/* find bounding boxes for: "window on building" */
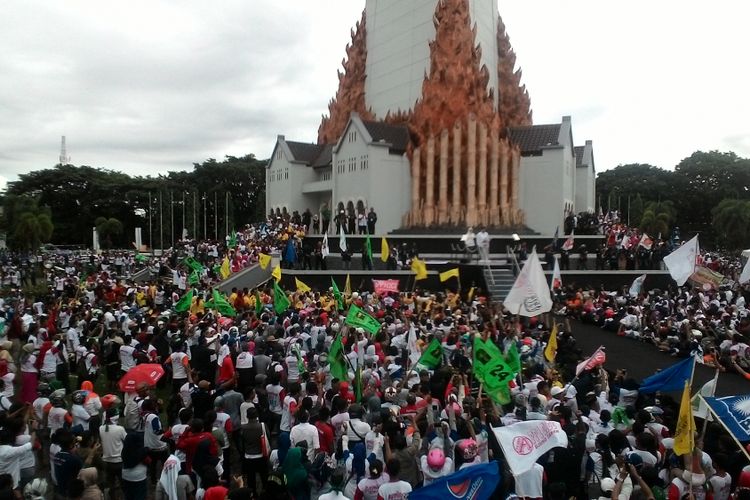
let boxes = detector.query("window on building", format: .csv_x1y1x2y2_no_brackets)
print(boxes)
285,168,289,180
360,155,368,170
337,160,345,174
348,130,357,143
349,157,356,172
276,149,282,160
322,170,331,181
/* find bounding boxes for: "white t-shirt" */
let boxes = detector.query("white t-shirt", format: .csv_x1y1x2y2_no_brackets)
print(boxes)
515,462,544,498
280,395,297,432
100,423,127,463
285,355,300,382
709,473,732,500
171,352,190,380
266,385,284,415
119,345,136,371
377,480,412,500
290,422,320,462
71,404,91,430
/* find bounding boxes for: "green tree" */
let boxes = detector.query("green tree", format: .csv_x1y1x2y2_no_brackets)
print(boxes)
1,195,53,251
95,217,124,249
640,200,675,238
629,193,644,227
711,198,750,250
596,164,674,211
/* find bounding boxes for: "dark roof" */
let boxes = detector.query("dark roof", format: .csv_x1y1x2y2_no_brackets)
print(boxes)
285,141,327,164
507,124,561,155
574,146,585,167
362,120,410,153
312,144,333,167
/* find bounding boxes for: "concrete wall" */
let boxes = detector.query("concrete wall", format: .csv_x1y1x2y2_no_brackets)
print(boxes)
365,0,499,117
575,165,594,213
266,140,318,216
519,148,566,235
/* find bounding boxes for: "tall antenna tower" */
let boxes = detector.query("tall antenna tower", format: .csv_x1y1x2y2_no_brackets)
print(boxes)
59,136,70,165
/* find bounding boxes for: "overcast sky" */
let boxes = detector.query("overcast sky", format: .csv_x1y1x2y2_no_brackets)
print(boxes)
1,1,749,191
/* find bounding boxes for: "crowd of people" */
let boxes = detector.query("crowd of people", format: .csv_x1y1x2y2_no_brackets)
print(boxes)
1,216,750,500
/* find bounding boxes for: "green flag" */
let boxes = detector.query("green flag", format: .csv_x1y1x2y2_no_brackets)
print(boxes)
183,257,205,273
345,304,381,335
212,290,237,317
505,342,521,375
331,278,343,310
328,334,349,381
294,346,307,375
365,234,372,262
273,280,290,314
473,336,515,404
228,231,237,249
174,289,194,313
417,338,443,369
135,253,148,263
188,270,200,286
255,289,263,315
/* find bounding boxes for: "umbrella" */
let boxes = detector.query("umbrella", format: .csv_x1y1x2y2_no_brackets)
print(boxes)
118,364,165,393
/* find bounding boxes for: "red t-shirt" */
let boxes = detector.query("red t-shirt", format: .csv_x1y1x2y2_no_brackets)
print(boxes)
217,355,235,382
204,485,228,500
315,421,335,454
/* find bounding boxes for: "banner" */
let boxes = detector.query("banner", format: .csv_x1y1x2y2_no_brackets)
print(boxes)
503,249,553,317
372,279,399,295
174,289,194,313
417,338,443,369
328,334,349,381
492,420,569,475
703,395,750,442
473,336,515,403
212,290,237,317
689,266,724,291
629,274,647,298
273,280,290,314
409,461,500,500
345,304,381,334
575,346,606,376
664,235,699,286
639,356,694,393
439,268,460,282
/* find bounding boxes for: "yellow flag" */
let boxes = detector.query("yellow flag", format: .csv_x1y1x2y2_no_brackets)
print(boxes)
271,264,282,282
381,237,390,263
295,277,311,293
439,268,460,282
411,258,428,280
674,380,695,456
220,256,231,279
344,274,352,297
467,287,476,302
259,253,271,270
544,323,558,363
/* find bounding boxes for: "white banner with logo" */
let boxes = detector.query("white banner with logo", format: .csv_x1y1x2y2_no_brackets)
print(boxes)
491,420,569,475
503,249,553,317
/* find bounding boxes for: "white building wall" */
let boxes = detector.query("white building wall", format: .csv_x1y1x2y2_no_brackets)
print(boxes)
365,0,499,117
266,144,317,216
575,166,593,213
519,149,566,235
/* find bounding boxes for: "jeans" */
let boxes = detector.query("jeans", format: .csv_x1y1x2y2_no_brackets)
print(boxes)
122,479,147,500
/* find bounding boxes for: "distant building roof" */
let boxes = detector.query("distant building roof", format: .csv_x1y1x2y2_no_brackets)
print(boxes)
574,146,585,167
507,124,561,155
285,141,327,164
312,144,333,167
362,120,410,153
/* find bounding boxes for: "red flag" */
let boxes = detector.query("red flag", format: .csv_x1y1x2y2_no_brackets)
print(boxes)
562,231,574,251
576,346,606,376
638,234,653,250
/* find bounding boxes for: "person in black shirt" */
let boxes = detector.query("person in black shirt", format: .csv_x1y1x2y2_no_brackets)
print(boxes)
190,335,215,385
52,430,83,498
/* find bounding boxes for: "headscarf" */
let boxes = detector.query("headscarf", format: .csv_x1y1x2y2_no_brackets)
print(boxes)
159,455,181,500
282,447,306,489
277,431,291,465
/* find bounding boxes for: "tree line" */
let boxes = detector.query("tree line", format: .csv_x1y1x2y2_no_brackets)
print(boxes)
595,150,750,250
1,155,267,251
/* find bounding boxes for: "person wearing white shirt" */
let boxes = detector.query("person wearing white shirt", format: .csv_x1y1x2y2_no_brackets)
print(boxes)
289,410,320,462
0,430,34,489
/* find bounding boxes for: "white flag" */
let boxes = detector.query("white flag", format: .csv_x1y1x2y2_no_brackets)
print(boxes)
339,227,347,253
663,235,699,286
629,274,647,298
561,230,574,251
322,233,330,258
492,420,569,475
740,257,750,284
504,249,553,317
407,325,421,364
691,371,719,420
550,256,562,291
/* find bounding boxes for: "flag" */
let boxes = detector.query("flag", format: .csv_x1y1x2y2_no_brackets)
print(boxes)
575,346,606,376
703,395,750,442
411,258,428,280
674,381,695,456
228,231,237,249
328,334,349,381
220,256,231,279
293,345,307,375
407,325,421,364
621,235,633,250
473,336,515,404
417,338,443,369
552,226,559,249
550,256,562,291
344,274,352,297
258,253,271,270
295,277,311,293
372,279,399,295
505,343,521,375
740,257,750,284
322,233,330,258
364,234,372,262
664,235,700,286
691,372,719,420
273,280,290,314
639,233,653,250
503,249,553,317
467,286,476,302
188,270,200,286
183,257,205,273
211,290,237,317
339,228,347,252
629,274,647,298
544,323,558,363
381,237,389,263
639,356,694,393
254,289,263,315
439,268,460,283
174,289,194,313
345,304,381,335
409,462,500,500
562,231,574,251
271,264,282,282
331,278,343,310
135,252,148,263
492,421,569,475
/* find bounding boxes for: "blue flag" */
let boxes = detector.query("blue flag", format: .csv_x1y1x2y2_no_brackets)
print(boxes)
409,461,500,500
639,357,694,394
704,395,750,442
284,240,297,264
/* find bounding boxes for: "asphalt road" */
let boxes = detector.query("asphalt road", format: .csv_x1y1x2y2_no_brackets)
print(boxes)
569,319,749,397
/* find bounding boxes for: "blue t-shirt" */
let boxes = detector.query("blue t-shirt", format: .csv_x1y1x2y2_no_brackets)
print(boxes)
53,450,83,494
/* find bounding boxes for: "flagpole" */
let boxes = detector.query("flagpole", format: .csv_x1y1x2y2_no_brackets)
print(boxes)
698,368,720,443
701,395,750,463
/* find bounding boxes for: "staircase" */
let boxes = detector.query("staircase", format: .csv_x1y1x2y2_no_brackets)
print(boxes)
483,266,516,302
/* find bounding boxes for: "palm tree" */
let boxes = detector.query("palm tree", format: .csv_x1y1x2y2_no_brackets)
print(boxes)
95,217,123,249
640,201,675,238
712,199,750,250
13,211,53,251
